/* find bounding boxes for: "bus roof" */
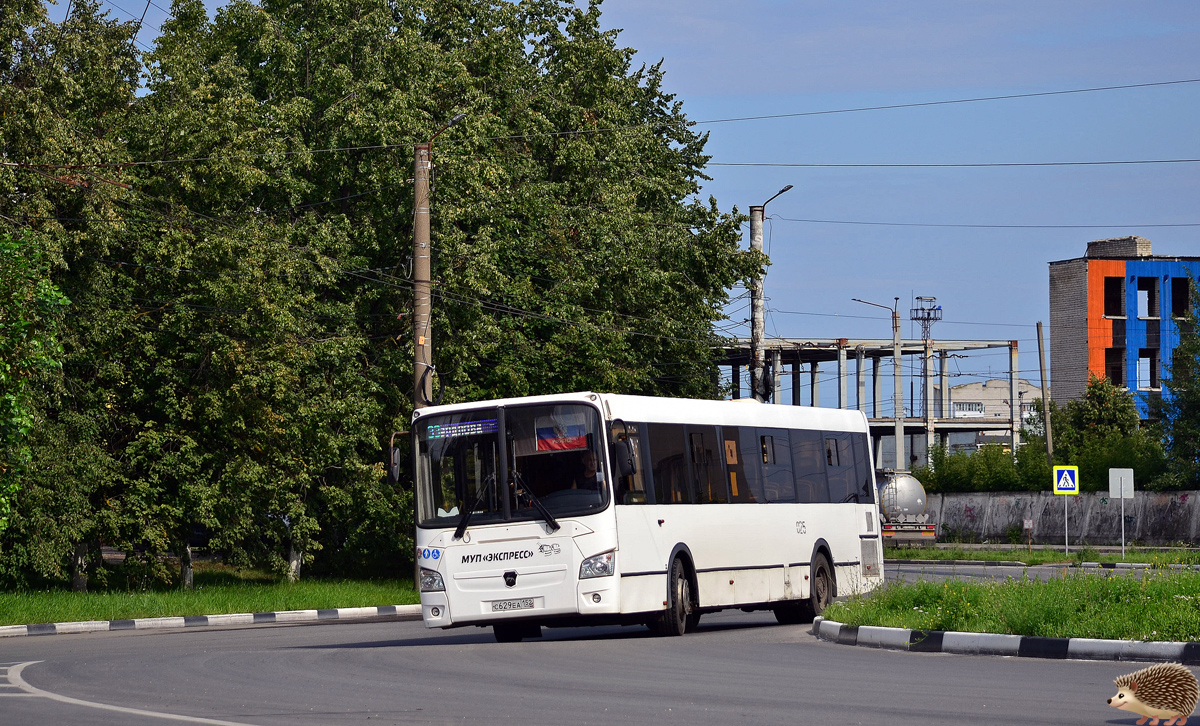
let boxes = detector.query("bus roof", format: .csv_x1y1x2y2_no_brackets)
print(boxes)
412,391,868,434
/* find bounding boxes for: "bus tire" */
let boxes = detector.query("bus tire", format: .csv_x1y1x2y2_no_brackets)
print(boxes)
654,557,694,636
807,552,834,619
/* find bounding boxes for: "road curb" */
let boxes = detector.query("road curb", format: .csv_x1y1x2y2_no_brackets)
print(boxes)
1076,562,1194,570
811,616,1200,664
891,559,1030,566
891,559,1194,570
0,604,423,638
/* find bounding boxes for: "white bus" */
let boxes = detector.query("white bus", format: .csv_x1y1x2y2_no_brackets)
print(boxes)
411,391,884,642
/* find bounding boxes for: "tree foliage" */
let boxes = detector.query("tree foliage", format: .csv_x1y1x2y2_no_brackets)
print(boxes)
921,377,1168,494
0,0,759,588
0,232,69,531
1157,276,1200,488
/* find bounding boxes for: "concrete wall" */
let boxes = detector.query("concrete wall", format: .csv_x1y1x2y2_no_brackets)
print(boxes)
927,491,1200,546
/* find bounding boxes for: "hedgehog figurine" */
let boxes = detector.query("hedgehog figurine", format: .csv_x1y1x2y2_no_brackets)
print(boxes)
1108,663,1199,726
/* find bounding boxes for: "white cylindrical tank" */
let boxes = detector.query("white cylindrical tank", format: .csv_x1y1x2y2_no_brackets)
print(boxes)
879,472,927,521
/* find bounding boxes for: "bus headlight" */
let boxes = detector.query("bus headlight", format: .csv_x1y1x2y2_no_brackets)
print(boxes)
579,551,615,579
419,567,445,592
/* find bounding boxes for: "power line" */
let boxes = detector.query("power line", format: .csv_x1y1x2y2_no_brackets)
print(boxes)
8,73,1200,170
95,0,156,51
712,158,1200,169
692,78,1200,125
773,216,1200,230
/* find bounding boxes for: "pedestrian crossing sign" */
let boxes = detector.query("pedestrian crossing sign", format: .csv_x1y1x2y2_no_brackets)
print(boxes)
1053,465,1079,495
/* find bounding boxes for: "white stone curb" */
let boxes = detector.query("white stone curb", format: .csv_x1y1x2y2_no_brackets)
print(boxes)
0,604,423,638
811,616,1200,664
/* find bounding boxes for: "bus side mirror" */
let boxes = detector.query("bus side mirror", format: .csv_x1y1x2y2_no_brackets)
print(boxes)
613,439,636,478
386,446,402,485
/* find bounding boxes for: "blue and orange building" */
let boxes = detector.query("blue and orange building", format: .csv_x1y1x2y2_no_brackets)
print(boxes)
1049,236,1198,418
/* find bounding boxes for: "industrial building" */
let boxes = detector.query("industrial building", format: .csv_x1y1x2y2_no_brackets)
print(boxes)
718,337,1022,469
1049,236,1199,418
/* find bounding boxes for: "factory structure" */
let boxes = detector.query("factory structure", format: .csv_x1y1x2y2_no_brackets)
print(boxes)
718,337,1026,469
720,235,1197,467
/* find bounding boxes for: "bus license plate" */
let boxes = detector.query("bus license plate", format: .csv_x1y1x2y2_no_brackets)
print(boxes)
492,598,534,612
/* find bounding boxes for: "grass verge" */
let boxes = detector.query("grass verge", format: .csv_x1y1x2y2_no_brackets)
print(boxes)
885,546,1200,567
824,570,1200,641
0,567,418,627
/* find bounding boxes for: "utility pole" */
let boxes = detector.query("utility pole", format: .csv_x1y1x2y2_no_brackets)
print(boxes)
748,185,792,402
892,298,904,471
412,113,466,411
910,296,942,466
853,297,905,470
1037,321,1054,466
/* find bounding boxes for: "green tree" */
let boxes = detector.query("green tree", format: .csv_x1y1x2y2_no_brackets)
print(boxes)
1158,276,1200,487
0,0,143,589
0,0,760,588
0,233,69,531
916,444,1019,494
1024,377,1165,491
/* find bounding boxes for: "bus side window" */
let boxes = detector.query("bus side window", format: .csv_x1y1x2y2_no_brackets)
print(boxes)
758,428,795,502
612,423,650,505
790,429,829,503
721,426,758,503
647,423,692,504
851,433,875,504
721,426,746,503
824,432,858,503
688,426,727,503
725,426,763,503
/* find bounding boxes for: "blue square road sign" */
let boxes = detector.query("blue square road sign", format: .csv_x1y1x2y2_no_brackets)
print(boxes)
1053,465,1079,495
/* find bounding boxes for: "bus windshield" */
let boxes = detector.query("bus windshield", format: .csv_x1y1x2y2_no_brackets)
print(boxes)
415,403,608,528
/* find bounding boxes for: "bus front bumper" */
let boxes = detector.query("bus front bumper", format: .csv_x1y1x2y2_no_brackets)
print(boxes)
420,576,620,629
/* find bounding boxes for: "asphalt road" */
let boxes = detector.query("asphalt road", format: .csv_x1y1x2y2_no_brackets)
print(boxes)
0,603,1152,726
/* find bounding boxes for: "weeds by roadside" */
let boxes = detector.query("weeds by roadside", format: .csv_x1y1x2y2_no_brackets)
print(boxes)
825,569,1200,641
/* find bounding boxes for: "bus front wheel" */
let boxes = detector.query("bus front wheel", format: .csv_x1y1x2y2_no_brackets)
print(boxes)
654,557,695,636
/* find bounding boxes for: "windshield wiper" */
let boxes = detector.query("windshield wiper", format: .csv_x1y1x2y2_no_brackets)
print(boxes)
453,473,494,540
513,472,560,532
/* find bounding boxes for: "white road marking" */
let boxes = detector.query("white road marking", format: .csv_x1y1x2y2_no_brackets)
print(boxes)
4,662,262,725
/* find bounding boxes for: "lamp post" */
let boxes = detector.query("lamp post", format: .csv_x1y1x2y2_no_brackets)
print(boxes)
748,184,792,402
413,113,466,410
853,297,905,471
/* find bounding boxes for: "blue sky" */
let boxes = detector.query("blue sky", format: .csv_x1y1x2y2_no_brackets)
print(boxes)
46,0,1200,402
593,1,1200,400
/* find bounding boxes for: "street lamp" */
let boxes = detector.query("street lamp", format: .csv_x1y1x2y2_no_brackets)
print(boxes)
413,112,467,410
748,184,793,402
852,297,905,471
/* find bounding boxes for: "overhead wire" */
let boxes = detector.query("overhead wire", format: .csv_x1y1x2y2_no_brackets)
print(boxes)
690,79,1200,125
773,216,1200,229
13,21,1199,389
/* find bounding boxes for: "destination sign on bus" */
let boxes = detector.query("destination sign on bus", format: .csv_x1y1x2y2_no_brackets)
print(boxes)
425,418,498,440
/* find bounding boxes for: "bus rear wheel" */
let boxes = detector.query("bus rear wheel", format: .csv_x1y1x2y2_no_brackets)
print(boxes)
808,552,834,618
776,552,834,624
653,557,694,636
